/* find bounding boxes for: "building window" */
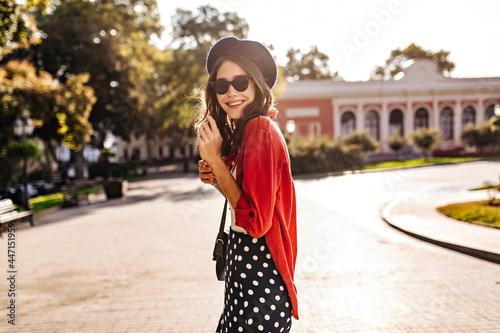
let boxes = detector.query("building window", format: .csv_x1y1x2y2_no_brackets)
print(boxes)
285,107,320,118
365,110,380,140
389,109,404,136
341,111,356,136
132,148,141,161
440,107,454,140
462,106,476,128
415,108,429,129
310,122,321,137
486,104,495,120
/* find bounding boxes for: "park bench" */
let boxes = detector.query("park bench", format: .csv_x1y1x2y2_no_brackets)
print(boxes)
0,198,34,235
61,179,101,207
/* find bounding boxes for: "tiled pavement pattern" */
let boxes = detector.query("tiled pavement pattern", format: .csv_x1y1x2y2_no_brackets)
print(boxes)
1,161,500,332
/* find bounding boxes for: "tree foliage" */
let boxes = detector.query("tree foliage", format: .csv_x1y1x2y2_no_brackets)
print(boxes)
165,5,249,145
56,73,96,151
341,130,379,152
410,128,441,157
462,122,497,154
34,0,163,145
287,136,364,174
371,43,455,80
284,46,342,82
6,139,42,160
388,129,406,155
172,5,248,50
0,0,53,57
0,59,95,151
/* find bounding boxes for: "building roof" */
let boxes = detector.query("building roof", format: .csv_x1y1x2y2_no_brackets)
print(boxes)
281,59,500,100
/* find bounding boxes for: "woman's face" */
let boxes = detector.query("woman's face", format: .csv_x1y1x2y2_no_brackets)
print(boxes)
215,60,256,120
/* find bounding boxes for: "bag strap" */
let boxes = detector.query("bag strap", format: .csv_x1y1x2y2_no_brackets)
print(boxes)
218,199,228,236
217,156,238,236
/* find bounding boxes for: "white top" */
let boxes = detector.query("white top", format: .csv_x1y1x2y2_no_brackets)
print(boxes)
229,162,247,234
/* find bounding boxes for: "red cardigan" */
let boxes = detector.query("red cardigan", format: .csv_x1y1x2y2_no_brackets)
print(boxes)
225,115,299,320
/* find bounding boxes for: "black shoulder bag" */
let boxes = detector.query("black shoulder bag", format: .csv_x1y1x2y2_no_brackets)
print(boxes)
212,156,238,281
213,199,228,281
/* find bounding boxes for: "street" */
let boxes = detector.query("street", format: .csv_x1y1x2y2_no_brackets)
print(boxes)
1,161,499,332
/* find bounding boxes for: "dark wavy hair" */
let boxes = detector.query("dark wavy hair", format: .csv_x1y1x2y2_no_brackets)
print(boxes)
196,54,274,157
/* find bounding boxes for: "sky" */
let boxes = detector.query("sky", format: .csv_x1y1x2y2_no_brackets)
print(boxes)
154,0,500,82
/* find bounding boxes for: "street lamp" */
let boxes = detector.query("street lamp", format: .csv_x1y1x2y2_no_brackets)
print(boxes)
103,134,114,151
495,105,500,117
14,117,33,138
102,132,114,179
286,120,296,137
13,115,34,210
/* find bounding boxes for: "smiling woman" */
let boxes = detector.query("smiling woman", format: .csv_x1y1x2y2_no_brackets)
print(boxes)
213,62,255,120
194,37,298,332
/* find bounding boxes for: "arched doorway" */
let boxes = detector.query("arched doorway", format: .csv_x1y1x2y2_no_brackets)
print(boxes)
415,108,429,129
341,111,356,136
365,110,380,140
462,105,476,128
389,109,404,136
440,107,454,140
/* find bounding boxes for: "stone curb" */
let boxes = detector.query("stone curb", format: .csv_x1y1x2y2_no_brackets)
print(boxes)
381,200,500,265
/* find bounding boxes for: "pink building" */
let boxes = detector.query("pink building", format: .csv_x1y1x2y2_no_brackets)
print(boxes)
276,59,500,153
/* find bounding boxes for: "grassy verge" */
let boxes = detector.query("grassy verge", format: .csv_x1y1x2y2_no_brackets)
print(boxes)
437,200,500,229
29,193,64,213
28,186,103,213
365,157,481,170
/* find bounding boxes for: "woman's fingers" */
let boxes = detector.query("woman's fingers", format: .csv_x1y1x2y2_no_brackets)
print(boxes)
197,159,217,185
207,116,219,134
198,161,211,173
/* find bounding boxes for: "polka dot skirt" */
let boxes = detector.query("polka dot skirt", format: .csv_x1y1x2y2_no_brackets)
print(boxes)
216,230,292,333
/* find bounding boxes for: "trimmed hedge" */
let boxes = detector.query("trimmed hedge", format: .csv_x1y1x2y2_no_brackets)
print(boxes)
287,137,365,175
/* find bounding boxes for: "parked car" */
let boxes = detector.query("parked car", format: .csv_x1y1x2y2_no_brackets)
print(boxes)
31,180,55,195
12,184,39,198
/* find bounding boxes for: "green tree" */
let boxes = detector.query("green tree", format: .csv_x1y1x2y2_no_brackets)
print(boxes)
56,73,96,151
0,59,95,181
35,0,163,144
284,46,342,81
0,59,58,148
172,5,248,50
461,122,496,154
341,130,379,153
409,128,441,158
166,5,249,154
0,0,52,57
388,129,406,158
0,59,94,149
371,43,455,80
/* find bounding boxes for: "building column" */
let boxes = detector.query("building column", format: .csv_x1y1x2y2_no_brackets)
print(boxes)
357,103,364,132
454,99,462,145
433,98,439,130
477,98,485,124
380,102,389,152
406,99,413,133
332,100,341,139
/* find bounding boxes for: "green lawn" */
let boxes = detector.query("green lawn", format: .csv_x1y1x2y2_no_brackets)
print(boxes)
28,187,103,213
364,157,480,170
437,200,500,229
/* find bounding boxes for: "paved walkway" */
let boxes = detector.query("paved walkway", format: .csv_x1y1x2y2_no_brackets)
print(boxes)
1,164,499,332
381,186,500,264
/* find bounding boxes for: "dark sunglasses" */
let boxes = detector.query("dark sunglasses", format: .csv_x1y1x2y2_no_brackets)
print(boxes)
210,75,252,95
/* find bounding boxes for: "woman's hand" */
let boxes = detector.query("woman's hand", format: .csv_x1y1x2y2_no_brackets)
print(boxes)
197,115,222,165
198,160,218,186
